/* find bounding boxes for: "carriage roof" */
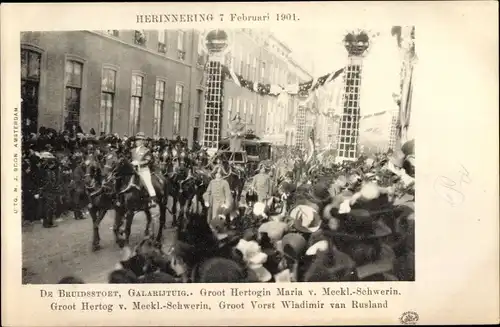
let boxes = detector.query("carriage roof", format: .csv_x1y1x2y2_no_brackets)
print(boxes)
218,137,271,146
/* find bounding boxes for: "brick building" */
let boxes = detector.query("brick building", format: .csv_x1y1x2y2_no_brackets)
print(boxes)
216,29,312,144
21,30,205,145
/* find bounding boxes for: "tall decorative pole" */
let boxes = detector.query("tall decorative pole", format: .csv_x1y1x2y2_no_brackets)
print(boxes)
398,26,416,147
295,104,307,150
335,30,371,163
200,29,231,151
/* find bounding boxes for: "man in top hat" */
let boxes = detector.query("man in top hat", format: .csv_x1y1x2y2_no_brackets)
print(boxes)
37,152,60,228
102,136,120,176
123,132,157,207
71,150,87,220
251,166,272,202
203,169,232,223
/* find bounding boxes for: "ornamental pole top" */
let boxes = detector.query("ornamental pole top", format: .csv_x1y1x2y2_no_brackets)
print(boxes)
343,30,374,57
200,29,232,56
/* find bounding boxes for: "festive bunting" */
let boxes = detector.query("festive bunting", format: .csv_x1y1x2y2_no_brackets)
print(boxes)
220,64,344,98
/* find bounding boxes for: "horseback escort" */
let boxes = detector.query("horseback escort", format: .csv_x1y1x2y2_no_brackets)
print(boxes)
122,132,158,208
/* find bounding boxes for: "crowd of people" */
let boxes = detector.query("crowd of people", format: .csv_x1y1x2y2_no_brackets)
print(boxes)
21,126,202,228
29,124,415,284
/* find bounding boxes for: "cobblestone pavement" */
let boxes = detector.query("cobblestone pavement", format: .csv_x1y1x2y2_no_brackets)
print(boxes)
22,205,176,284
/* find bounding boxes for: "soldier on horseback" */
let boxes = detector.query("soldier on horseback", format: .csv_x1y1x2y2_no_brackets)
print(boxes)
122,132,158,207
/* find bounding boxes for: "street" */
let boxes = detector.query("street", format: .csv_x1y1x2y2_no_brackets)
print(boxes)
22,206,176,284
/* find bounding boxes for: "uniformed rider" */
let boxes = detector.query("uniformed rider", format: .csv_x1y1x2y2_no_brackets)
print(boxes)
123,132,157,207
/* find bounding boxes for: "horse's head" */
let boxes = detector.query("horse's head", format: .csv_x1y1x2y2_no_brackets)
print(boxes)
102,153,116,175
84,157,101,188
113,157,135,177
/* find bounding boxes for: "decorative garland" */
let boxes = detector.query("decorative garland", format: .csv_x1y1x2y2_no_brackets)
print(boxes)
220,65,344,99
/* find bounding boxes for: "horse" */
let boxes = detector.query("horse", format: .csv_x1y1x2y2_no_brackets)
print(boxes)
155,148,188,229
220,160,246,205
192,167,211,214
167,157,210,231
105,157,169,247
83,156,123,251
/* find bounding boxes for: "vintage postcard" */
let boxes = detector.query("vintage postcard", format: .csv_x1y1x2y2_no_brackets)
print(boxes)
1,1,498,326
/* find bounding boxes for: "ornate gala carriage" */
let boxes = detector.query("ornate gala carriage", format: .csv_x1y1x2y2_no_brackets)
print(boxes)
218,136,272,175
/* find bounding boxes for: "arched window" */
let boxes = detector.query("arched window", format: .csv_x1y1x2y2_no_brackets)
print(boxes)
21,47,42,134
130,73,144,135
64,58,84,128
100,66,117,134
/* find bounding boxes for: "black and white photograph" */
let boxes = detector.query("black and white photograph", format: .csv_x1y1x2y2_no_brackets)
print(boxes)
20,27,416,285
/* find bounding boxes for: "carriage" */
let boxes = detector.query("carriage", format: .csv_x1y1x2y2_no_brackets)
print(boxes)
218,136,272,175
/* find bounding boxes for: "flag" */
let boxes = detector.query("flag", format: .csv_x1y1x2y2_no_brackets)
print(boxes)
399,65,413,142
309,77,318,91
229,67,241,87
305,128,316,164
327,67,345,83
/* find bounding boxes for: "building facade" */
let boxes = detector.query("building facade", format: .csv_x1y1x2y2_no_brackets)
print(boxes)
216,29,312,146
21,29,205,145
358,110,394,154
311,77,344,150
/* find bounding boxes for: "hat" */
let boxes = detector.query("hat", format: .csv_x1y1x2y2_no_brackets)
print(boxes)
195,257,247,283
289,205,321,233
279,181,295,194
305,240,329,256
140,271,178,283
38,151,55,160
281,233,307,260
303,245,356,282
209,216,227,237
401,139,415,157
235,239,272,282
355,243,396,280
252,202,267,218
215,205,231,219
135,132,146,140
328,209,392,241
258,221,288,242
245,189,258,205
310,178,333,202
72,151,83,159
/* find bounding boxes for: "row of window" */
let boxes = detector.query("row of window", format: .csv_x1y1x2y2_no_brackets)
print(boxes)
240,29,289,59
105,30,194,62
110,72,185,137
105,29,303,88
227,51,294,86
225,96,293,135
226,97,260,124
21,48,192,137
